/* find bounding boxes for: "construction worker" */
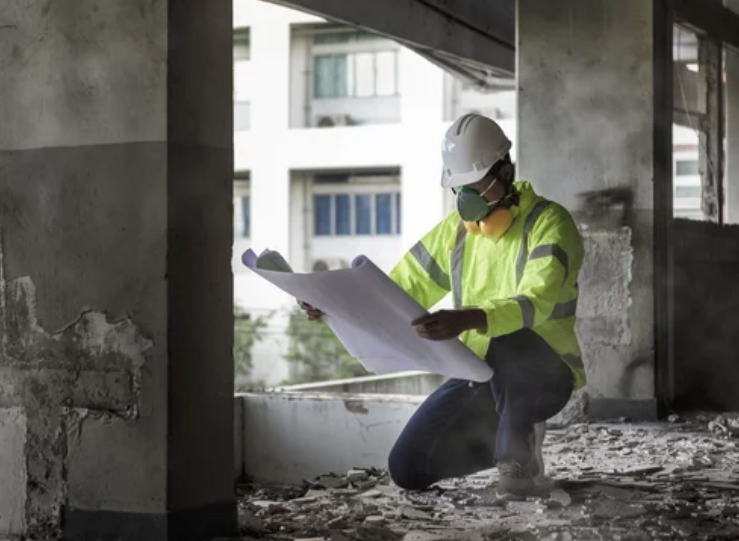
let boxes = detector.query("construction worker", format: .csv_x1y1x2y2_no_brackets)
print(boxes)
299,113,584,498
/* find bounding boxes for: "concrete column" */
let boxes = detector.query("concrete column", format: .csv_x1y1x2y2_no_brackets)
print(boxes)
399,50,446,250
250,9,292,259
0,1,235,539
726,1,739,223
518,0,658,419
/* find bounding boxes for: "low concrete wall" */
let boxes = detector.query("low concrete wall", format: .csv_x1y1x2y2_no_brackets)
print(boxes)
237,392,423,484
273,371,446,396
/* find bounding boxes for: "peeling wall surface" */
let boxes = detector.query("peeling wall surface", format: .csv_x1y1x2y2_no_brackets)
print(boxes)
239,393,424,484
673,220,739,411
0,0,235,539
518,0,657,417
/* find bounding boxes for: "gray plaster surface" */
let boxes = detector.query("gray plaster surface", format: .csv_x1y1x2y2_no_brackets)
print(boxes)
0,0,167,151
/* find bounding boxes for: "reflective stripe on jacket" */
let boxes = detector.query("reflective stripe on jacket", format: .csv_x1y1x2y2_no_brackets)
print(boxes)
389,181,586,389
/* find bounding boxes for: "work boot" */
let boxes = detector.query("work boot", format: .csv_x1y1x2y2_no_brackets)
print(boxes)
496,460,535,499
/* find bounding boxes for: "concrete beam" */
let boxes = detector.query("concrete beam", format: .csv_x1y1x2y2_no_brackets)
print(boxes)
264,0,515,75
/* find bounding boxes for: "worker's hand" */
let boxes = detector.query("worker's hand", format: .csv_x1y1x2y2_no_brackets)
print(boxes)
412,309,487,341
298,300,324,321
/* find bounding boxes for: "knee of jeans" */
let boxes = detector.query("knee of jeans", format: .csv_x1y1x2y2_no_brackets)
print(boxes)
387,443,430,491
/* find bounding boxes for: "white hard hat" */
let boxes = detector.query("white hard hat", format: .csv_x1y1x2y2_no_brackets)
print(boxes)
440,113,512,189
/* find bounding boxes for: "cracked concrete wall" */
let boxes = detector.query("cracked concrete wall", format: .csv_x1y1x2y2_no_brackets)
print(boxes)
518,0,657,415
0,0,234,538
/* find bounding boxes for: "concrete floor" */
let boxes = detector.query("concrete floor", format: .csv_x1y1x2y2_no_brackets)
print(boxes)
237,416,739,540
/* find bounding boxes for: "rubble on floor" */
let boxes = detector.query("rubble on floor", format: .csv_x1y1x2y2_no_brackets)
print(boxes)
237,414,739,540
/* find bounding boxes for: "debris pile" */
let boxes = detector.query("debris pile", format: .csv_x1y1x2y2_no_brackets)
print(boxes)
237,416,739,540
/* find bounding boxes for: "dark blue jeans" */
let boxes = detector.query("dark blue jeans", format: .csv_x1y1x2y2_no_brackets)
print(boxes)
388,329,574,490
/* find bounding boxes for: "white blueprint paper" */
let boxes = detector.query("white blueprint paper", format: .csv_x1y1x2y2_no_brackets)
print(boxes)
242,249,493,382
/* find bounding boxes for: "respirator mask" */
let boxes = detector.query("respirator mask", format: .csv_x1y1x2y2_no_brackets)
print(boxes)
455,178,518,239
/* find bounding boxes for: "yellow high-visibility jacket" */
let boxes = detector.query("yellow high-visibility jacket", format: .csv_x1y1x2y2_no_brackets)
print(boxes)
389,181,586,389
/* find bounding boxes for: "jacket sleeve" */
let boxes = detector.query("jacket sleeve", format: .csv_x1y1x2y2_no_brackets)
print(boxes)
476,206,583,338
388,219,453,310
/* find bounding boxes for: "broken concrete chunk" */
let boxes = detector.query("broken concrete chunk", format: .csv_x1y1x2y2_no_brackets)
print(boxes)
238,508,266,535
316,474,350,489
548,488,573,508
348,468,370,481
333,488,359,497
290,496,318,505
354,478,381,490
327,516,350,530
401,506,433,520
365,515,386,525
305,489,330,499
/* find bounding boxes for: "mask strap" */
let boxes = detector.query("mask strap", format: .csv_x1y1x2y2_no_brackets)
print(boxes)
479,178,498,198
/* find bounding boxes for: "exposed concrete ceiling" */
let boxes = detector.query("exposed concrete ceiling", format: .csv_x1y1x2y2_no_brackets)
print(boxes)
264,0,516,85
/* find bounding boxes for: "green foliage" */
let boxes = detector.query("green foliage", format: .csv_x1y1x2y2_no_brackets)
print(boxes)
234,305,268,386
282,307,368,384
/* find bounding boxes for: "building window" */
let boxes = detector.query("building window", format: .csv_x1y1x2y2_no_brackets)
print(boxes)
234,29,251,131
314,51,399,99
675,185,701,199
375,194,392,235
314,195,332,236
234,195,250,238
676,160,699,176
313,192,402,236
335,194,351,235
355,194,372,235
395,193,402,235
313,30,383,45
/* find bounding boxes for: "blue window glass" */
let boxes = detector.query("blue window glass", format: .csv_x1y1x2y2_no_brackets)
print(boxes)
335,194,351,235
314,195,332,236
395,192,402,234
375,194,392,235
355,194,372,235
242,196,251,238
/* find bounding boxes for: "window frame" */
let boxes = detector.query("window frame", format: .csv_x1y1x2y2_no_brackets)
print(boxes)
312,183,402,237
311,35,400,100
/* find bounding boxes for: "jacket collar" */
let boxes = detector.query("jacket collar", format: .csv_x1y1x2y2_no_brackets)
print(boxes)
509,181,538,221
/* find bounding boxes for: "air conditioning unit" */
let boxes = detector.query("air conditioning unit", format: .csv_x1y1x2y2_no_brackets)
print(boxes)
311,258,349,272
316,114,353,128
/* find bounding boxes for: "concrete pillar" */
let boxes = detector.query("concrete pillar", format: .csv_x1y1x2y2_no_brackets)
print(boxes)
399,50,446,250
251,9,292,259
726,1,739,224
518,0,658,419
0,1,235,539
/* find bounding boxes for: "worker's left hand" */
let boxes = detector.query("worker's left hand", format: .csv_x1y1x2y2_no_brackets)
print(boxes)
412,309,487,341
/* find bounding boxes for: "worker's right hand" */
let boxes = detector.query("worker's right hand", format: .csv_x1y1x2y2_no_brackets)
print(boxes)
297,300,324,321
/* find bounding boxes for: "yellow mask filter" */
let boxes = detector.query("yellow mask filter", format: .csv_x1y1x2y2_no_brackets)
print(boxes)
465,208,513,239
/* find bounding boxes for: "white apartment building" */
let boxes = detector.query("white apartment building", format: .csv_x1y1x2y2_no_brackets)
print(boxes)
233,0,701,386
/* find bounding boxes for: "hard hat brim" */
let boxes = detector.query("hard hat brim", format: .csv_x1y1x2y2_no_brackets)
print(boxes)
440,163,495,189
